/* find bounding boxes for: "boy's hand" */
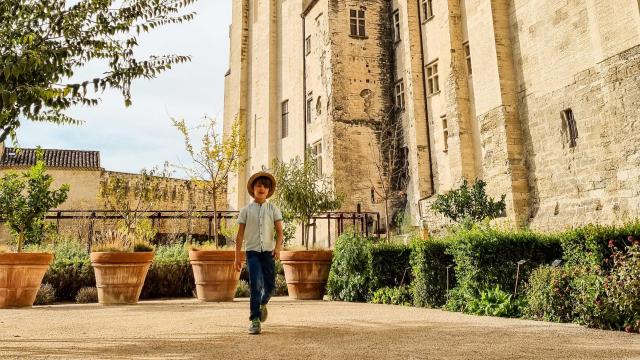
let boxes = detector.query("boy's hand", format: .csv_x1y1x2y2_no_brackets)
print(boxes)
272,247,281,260
234,257,242,272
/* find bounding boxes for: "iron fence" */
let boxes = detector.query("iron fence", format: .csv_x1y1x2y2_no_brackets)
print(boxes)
26,209,381,248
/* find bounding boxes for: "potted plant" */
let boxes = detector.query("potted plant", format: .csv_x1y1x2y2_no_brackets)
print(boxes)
172,116,247,301
90,230,154,305
0,151,69,308
95,168,168,305
272,154,343,300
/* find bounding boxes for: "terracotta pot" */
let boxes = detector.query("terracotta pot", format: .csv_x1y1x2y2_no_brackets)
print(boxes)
280,250,333,300
189,250,244,302
90,252,154,305
0,253,53,308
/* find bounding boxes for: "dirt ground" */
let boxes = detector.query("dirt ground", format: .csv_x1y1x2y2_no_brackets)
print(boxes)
0,298,638,360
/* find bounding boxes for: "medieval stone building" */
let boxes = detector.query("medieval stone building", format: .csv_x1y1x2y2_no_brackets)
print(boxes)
223,0,640,232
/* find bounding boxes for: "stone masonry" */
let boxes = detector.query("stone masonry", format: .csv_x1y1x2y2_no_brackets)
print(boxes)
224,0,640,233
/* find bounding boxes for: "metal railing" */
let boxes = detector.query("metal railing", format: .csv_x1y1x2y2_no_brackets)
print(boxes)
30,209,381,248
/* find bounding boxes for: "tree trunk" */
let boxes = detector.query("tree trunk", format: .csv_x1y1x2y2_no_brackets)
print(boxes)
305,220,311,250
212,189,219,248
384,199,391,243
17,231,25,253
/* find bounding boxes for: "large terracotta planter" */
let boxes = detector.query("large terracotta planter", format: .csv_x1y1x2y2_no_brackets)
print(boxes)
189,250,244,302
0,253,53,308
90,252,154,305
280,250,333,300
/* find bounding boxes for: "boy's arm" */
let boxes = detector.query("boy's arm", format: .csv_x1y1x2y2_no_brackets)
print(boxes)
273,220,283,260
234,224,245,271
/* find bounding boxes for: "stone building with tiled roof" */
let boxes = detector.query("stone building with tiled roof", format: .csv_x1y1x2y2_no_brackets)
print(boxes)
0,147,101,170
0,145,227,242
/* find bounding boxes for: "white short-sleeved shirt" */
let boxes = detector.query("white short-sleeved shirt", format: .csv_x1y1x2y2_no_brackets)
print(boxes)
238,201,283,252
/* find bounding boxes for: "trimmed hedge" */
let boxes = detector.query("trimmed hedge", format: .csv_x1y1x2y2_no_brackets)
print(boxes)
560,222,640,268
369,243,411,291
445,228,561,302
327,233,413,302
410,238,453,308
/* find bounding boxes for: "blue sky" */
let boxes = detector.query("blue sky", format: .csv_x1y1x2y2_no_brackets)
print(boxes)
14,1,232,178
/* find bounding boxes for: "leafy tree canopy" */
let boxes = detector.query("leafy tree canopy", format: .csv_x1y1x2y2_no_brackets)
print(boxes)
0,0,196,142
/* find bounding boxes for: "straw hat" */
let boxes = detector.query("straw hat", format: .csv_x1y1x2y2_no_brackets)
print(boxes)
247,171,277,198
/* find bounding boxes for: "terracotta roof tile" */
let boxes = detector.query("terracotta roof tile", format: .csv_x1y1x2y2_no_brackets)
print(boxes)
0,147,101,169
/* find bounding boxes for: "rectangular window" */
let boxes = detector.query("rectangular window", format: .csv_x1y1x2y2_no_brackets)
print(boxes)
281,100,289,138
394,79,405,110
393,10,401,42
423,0,434,19
562,109,578,148
306,94,313,124
311,141,323,176
441,115,448,152
463,42,472,75
426,60,440,95
305,36,311,56
350,9,366,37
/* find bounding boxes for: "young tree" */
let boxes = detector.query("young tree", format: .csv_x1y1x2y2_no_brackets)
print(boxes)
99,166,171,242
272,153,343,249
172,117,247,247
369,114,408,242
431,179,506,225
0,149,69,252
0,0,196,142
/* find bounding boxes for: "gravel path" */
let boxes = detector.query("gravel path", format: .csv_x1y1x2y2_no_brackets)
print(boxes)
0,298,638,359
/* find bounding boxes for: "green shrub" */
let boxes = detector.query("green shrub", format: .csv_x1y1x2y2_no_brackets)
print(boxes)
370,286,412,306
75,287,98,303
560,222,640,268
235,280,250,298
466,285,521,317
410,237,453,308
525,243,639,333
524,266,574,322
326,233,372,302
275,274,288,296
430,179,506,224
141,243,194,299
31,237,95,301
34,283,56,305
369,243,411,291
445,227,561,311
604,242,640,332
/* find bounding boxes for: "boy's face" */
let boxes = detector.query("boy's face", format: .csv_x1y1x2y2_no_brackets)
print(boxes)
253,182,269,201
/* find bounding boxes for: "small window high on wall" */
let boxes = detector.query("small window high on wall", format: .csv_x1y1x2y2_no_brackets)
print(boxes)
350,9,366,37
562,109,578,148
393,10,401,42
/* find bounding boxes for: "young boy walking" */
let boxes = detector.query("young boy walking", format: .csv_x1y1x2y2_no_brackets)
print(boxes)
235,171,283,335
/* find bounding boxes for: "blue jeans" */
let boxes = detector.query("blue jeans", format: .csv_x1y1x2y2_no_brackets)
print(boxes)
246,251,276,321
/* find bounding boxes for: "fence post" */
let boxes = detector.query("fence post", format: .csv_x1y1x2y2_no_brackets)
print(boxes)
88,211,96,252
327,213,331,248
55,211,61,234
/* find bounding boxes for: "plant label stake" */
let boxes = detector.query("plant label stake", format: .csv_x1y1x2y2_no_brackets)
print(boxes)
514,259,528,295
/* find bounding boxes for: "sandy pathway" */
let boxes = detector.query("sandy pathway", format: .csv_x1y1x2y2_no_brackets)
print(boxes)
0,298,638,359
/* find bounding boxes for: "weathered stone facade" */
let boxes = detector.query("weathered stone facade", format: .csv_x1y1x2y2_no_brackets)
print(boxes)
224,0,640,232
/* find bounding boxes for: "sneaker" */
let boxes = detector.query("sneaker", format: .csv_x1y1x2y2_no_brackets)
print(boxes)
248,319,261,335
260,304,268,323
